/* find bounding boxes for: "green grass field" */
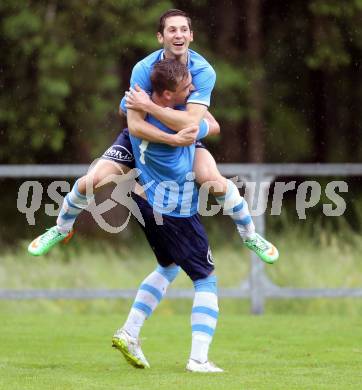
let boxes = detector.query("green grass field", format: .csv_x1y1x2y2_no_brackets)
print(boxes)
1,312,361,389
1,225,362,388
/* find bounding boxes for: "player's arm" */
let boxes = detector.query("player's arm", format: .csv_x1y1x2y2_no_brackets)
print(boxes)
126,85,207,131
126,65,216,131
203,110,220,136
121,61,197,145
149,101,208,131
127,108,198,147
196,112,219,141
126,59,217,133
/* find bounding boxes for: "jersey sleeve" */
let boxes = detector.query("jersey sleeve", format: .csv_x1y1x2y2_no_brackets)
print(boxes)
119,61,153,113
187,66,216,107
197,118,209,140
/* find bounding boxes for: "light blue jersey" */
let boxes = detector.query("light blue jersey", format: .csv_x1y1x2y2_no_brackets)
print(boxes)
130,115,209,217
120,49,216,112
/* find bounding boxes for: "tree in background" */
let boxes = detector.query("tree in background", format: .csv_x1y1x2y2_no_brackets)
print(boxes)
245,0,264,162
0,0,361,164
0,0,170,163
306,0,362,162
263,0,362,162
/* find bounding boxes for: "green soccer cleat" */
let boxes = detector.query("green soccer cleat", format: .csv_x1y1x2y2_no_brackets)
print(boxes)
28,226,74,256
244,233,279,264
112,328,150,369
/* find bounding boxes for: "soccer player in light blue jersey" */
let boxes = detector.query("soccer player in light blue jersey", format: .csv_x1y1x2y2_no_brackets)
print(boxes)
123,10,278,263
112,59,223,373
28,9,278,265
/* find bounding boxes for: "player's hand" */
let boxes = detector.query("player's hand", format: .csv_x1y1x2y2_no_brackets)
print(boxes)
125,84,151,112
171,125,198,146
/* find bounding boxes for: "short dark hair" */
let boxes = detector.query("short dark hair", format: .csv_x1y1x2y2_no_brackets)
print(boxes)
158,9,192,35
151,59,189,95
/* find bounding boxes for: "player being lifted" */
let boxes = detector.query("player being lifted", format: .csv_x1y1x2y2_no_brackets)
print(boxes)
113,58,222,372
28,9,278,264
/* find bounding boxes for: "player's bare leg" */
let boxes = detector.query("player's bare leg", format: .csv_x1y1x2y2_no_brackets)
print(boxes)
193,148,278,264
77,158,130,195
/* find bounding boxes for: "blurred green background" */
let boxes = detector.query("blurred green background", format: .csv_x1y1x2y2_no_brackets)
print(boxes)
1,1,362,314
1,0,361,164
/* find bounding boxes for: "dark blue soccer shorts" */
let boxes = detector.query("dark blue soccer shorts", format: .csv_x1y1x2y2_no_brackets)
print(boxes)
102,128,135,168
195,140,206,149
102,128,206,168
133,193,215,281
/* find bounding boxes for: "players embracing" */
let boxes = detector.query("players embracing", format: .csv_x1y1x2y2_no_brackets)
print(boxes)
28,9,279,372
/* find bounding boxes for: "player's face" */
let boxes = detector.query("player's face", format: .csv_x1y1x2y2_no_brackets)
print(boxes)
171,72,194,105
157,16,193,60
